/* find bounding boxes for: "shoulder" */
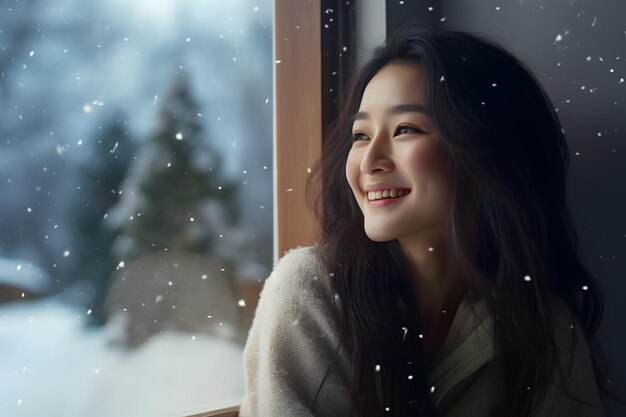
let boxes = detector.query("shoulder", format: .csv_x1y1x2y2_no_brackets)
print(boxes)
273,245,326,278
241,246,350,416
253,245,339,332
263,245,333,301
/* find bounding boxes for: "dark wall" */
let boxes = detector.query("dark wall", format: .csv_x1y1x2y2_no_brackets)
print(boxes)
386,0,626,413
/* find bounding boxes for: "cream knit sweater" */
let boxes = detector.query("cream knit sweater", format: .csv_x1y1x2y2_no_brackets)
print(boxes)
239,246,604,416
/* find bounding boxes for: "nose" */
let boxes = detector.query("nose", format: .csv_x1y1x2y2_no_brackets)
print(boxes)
360,133,394,174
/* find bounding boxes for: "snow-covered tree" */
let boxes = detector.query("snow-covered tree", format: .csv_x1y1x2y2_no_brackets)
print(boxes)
107,72,240,263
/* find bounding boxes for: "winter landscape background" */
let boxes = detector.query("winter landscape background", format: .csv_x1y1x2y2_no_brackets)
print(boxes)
0,0,273,415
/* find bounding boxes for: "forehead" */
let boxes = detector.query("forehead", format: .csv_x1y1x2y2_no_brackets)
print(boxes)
358,63,425,111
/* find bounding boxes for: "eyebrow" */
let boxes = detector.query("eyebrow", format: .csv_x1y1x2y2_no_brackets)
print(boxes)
351,104,429,122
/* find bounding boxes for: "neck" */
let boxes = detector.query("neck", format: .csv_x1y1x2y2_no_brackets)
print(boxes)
397,229,465,328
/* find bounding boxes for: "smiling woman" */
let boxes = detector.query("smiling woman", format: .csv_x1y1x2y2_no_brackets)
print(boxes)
238,24,616,417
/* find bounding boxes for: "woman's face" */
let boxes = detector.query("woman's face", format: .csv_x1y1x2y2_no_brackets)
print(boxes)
345,63,454,243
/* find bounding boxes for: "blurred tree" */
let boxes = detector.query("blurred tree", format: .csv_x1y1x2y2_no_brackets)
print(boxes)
67,113,135,324
108,72,240,264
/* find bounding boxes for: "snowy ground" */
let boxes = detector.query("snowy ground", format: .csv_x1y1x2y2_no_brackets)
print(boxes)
0,299,244,417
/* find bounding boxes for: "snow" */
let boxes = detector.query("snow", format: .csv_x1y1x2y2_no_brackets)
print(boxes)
0,259,52,295
0,299,244,417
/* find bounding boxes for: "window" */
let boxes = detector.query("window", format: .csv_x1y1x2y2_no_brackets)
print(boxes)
0,1,272,415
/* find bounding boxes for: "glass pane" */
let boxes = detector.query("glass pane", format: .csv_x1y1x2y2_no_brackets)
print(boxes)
0,0,273,415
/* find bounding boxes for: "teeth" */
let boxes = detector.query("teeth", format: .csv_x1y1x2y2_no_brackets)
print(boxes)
367,188,409,201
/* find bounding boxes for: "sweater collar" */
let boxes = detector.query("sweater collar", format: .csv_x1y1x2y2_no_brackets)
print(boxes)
427,295,495,406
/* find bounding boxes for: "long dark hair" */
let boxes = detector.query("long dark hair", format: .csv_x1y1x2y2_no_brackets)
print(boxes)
307,25,616,416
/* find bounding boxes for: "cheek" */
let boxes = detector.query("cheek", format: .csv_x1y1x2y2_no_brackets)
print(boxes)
405,142,451,182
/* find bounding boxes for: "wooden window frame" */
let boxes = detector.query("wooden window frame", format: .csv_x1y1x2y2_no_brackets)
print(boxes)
185,405,239,417
274,0,355,259
273,0,324,259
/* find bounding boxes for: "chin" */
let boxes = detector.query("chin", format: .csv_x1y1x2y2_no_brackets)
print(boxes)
364,228,396,243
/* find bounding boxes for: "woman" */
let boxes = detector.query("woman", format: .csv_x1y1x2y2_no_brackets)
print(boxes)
239,25,613,416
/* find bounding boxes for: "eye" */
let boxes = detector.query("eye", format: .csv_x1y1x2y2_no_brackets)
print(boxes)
394,125,424,136
351,132,369,142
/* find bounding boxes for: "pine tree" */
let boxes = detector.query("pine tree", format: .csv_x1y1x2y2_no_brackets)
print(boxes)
108,72,239,263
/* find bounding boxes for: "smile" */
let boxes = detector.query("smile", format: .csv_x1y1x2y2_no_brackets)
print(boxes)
367,188,411,201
